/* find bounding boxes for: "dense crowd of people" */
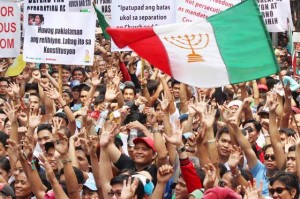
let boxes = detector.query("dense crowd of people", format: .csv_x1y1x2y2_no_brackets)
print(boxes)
1,9,300,198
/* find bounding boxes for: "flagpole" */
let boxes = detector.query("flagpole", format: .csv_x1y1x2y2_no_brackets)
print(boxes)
58,65,62,95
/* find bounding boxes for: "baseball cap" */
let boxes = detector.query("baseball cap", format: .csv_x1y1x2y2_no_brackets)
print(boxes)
133,137,156,152
257,107,269,116
227,100,242,108
0,183,15,197
83,173,97,191
70,80,81,89
258,84,268,92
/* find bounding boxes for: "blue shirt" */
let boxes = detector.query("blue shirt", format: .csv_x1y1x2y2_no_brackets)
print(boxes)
250,160,269,196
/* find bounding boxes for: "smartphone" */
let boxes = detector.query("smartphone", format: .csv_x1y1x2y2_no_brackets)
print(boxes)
119,82,125,90
241,126,253,136
24,93,30,105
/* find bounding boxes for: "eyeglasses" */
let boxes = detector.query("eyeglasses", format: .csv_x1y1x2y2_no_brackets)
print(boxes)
287,156,296,161
108,191,122,197
264,154,275,161
269,187,289,195
218,180,227,187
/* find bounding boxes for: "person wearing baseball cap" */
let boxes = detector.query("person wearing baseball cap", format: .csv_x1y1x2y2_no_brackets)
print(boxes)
0,183,15,199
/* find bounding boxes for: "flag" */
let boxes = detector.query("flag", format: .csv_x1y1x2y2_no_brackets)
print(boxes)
107,0,279,88
93,4,110,40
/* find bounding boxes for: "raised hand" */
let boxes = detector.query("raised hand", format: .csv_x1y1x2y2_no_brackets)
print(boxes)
91,71,102,87
266,91,278,112
157,164,174,184
28,108,42,129
163,120,183,148
119,177,139,199
99,121,118,148
45,87,61,100
135,96,147,106
3,101,17,123
0,60,8,72
228,145,243,170
39,154,57,184
243,179,264,199
32,70,41,81
105,83,120,102
157,93,169,112
203,105,216,128
203,163,217,190
54,131,69,156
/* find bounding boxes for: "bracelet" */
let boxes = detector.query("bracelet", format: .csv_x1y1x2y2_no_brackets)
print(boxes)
61,158,72,164
207,138,216,143
61,104,68,109
176,146,186,153
31,159,36,170
232,170,241,178
152,129,160,134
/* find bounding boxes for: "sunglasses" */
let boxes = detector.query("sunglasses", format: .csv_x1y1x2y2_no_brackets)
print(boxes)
264,154,275,161
269,187,289,195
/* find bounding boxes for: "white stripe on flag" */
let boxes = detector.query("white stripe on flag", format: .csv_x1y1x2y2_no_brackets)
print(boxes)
154,22,230,88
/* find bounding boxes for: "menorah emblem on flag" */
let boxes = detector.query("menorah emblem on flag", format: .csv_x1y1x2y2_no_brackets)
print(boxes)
164,34,209,63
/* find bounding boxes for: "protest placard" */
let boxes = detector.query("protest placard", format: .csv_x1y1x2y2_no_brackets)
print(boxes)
95,0,111,19
111,0,176,51
257,0,292,32
176,0,241,22
23,11,96,65
24,0,68,12
69,0,93,12
0,1,21,58
293,32,300,52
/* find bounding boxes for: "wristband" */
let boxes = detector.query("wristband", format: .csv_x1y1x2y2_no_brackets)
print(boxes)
61,158,72,164
207,138,216,143
176,146,186,154
61,104,68,109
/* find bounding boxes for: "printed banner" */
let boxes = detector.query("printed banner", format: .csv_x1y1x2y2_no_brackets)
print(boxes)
257,0,292,32
23,12,96,65
68,0,93,12
0,1,21,58
95,0,111,19
111,0,176,51
176,0,241,22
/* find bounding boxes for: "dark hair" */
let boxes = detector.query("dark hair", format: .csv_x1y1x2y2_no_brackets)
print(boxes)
216,126,229,140
269,171,299,199
242,119,262,132
110,175,145,199
25,82,39,93
123,85,136,95
279,128,296,137
0,78,8,84
59,167,84,185
147,79,158,95
53,112,69,125
0,132,8,149
44,142,55,153
50,70,58,76
75,146,91,166
262,144,273,154
171,80,180,88
72,67,85,77
0,156,10,173
37,123,53,135
288,145,296,153
63,89,73,99
62,65,71,72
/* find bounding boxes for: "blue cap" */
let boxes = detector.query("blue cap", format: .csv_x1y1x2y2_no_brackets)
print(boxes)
70,80,81,89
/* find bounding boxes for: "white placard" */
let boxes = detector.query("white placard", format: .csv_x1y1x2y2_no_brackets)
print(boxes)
23,12,96,65
0,1,21,58
95,0,111,19
111,0,176,51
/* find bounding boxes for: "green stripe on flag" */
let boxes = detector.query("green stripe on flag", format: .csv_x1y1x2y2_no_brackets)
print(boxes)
207,0,279,84
93,4,111,40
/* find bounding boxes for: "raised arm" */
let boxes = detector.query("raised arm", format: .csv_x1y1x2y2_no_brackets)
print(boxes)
267,92,286,170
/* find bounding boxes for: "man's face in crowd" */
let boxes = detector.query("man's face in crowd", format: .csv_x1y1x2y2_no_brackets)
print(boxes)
72,88,80,100
99,61,106,72
123,88,135,102
244,122,259,145
73,71,84,82
220,172,235,190
0,113,7,131
270,180,296,199
0,81,8,96
51,72,59,82
217,133,232,158
37,130,54,150
76,149,90,172
62,92,72,105
62,69,70,83
133,142,155,166
172,83,180,99
44,147,58,171
286,150,296,173
175,177,188,199
29,95,40,111
110,183,122,199
279,133,287,146
264,147,277,170
82,186,99,199
80,90,89,104
155,104,164,122
229,105,239,117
